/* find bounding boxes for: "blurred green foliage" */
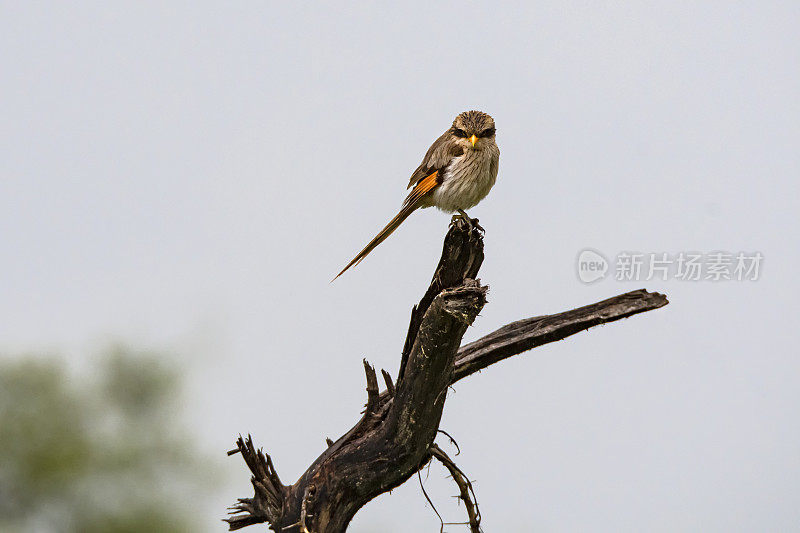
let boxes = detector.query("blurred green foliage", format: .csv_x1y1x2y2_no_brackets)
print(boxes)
0,347,214,532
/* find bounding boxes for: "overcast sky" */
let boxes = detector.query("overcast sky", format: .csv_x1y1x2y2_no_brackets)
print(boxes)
2,2,799,532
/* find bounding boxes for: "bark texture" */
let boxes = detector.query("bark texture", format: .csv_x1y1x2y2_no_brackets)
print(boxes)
226,219,668,532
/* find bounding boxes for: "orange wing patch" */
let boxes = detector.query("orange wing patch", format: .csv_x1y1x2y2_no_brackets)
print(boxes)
403,171,439,208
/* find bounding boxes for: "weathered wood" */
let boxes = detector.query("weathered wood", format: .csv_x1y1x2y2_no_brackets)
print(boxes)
453,288,668,383
226,219,669,532
430,443,481,533
294,280,487,532
226,435,286,531
398,220,484,384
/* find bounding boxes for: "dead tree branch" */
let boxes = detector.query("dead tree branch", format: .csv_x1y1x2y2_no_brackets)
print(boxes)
226,218,668,532
453,288,668,383
430,443,481,533
226,435,286,531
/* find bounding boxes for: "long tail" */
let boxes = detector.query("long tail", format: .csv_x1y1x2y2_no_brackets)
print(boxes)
333,203,419,281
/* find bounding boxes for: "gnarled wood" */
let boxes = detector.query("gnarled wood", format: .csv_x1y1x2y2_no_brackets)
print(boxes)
226,219,668,532
453,288,668,383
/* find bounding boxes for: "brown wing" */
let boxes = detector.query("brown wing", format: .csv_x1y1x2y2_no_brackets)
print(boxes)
333,171,441,281
407,131,464,189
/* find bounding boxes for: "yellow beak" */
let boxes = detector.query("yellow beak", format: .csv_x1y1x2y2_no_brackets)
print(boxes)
469,134,477,147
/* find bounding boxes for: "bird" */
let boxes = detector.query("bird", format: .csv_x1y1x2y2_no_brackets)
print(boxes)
334,110,499,280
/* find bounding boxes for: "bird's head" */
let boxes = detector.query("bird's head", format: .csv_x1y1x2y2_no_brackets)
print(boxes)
450,110,496,151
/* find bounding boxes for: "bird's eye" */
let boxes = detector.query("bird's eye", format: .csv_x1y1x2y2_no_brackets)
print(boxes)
453,128,467,138
479,127,496,138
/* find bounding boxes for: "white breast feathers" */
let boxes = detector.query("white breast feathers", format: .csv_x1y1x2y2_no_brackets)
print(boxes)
430,146,499,213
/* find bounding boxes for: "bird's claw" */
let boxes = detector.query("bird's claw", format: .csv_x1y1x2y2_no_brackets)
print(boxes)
451,210,484,234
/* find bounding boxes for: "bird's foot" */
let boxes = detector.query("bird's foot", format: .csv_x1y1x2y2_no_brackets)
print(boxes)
452,210,484,234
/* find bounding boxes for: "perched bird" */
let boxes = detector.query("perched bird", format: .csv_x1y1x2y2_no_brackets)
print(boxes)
334,110,499,280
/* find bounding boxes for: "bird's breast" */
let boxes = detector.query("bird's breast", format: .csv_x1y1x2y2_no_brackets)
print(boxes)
430,148,498,212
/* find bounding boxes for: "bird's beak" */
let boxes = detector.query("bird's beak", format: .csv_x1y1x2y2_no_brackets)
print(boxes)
469,134,477,147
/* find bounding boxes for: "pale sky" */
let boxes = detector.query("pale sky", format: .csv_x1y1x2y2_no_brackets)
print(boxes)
2,2,799,532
